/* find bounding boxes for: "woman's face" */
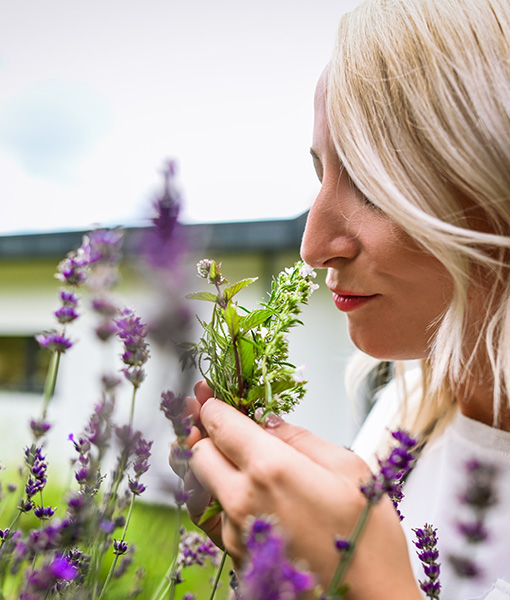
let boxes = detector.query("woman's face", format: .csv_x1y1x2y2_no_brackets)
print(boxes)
300,75,454,360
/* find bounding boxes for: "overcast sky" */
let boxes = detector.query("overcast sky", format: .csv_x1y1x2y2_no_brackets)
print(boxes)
0,0,362,234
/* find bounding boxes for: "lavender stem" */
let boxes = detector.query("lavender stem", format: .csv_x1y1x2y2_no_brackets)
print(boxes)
41,350,61,420
208,550,228,600
327,501,372,597
97,492,136,600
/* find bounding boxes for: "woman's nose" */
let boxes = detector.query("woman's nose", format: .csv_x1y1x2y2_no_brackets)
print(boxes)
300,182,360,269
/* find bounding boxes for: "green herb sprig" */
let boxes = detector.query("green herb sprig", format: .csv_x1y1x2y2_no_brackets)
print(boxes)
183,259,319,420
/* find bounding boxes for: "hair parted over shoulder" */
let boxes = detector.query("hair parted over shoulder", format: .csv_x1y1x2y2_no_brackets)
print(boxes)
328,0,510,436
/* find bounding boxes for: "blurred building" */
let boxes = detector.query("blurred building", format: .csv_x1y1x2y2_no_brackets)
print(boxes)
0,215,361,503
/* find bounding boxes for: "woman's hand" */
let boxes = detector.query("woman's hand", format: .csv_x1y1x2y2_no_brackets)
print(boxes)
189,396,420,599
171,383,421,599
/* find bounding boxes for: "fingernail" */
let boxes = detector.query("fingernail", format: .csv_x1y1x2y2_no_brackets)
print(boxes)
254,407,283,428
264,412,283,428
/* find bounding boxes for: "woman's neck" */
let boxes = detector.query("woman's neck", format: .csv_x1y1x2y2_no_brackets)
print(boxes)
455,377,510,431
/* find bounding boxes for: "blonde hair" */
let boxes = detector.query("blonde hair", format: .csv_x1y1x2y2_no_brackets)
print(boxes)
328,0,510,439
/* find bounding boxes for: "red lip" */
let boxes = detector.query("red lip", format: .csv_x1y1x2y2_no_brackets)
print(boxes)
331,291,378,312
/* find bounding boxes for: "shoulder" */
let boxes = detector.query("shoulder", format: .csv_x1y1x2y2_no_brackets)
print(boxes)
351,364,422,471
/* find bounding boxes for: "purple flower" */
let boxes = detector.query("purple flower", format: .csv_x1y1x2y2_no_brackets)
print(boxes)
100,520,115,533
174,486,190,507
35,332,73,353
56,256,88,287
30,419,51,440
413,524,441,599
460,459,498,509
122,367,146,388
60,291,78,306
24,446,48,498
334,537,351,552
133,437,152,477
128,479,146,496
240,517,314,600
88,228,123,265
34,506,55,520
176,529,220,583
139,160,186,272
456,520,488,542
92,297,118,317
22,556,78,596
160,391,193,438
54,305,79,324
115,308,150,386
449,555,481,578
360,429,416,516
448,458,498,580
50,556,79,580
113,539,128,555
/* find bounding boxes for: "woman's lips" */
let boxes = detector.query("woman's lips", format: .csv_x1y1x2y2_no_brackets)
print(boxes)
332,291,378,312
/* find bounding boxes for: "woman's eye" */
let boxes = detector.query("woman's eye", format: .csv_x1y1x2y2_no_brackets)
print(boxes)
351,182,381,211
310,149,323,183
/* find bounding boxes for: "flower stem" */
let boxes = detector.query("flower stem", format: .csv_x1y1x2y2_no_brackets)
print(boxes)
97,492,136,600
208,550,228,600
326,502,372,598
129,384,138,428
41,351,61,420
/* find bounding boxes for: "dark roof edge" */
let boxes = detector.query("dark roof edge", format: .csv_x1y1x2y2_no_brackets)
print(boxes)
0,213,308,260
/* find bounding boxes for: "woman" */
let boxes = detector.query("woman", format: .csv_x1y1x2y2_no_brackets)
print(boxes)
174,0,510,597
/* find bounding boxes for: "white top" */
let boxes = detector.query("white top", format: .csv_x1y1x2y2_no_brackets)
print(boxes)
352,373,510,600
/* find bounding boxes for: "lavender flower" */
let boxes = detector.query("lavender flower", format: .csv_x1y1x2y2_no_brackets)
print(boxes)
24,446,48,500
113,539,128,555
34,506,56,520
54,305,79,324
132,437,152,478
173,528,220,584
115,309,150,389
334,537,351,552
140,160,185,272
413,524,441,598
21,555,78,597
240,517,314,600
56,251,89,287
448,458,498,580
160,390,193,438
360,429,417,516
35,332,73,354
30,419,51,440
87,228,123,265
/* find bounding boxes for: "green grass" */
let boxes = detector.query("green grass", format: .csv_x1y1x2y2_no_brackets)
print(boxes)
108,500,233,599
0,471,232,600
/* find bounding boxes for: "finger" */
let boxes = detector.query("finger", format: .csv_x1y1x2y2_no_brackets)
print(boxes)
199,398,290,470
184,395,202,427
194,380,215,405
267,421,372,481
190,435,244,500
182,469,224,548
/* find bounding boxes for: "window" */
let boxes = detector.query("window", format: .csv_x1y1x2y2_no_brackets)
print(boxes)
0,336,51,394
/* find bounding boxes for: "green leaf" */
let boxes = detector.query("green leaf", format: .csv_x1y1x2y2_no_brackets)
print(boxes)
240,308,274,333
223,304,241,337
238,337,255,381
223,278,258,302
198,499,223,525
185,291,218,302
246,384,265,404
